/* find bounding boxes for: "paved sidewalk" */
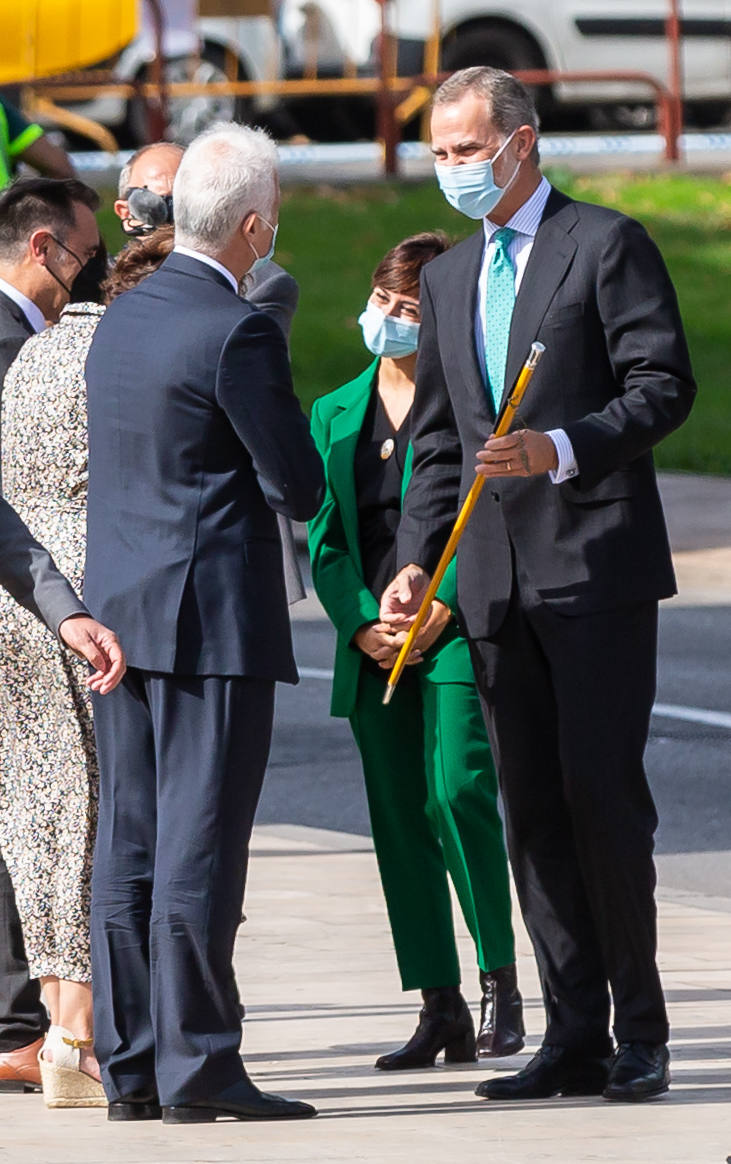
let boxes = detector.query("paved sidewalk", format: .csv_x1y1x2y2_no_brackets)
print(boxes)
4,471,727,1163
3,823,730,1164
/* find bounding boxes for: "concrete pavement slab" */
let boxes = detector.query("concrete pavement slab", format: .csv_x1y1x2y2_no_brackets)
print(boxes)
2,825,729,1164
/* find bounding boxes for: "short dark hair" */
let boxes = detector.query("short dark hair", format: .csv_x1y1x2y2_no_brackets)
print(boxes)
371,231,451,295
0,177,100,261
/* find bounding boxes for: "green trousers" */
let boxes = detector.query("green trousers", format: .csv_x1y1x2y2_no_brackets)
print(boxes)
349,664,515,991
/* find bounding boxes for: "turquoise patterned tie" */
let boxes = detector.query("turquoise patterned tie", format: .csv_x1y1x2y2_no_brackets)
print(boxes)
485,227,517,413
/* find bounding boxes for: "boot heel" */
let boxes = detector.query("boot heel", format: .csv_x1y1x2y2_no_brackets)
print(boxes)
444,1030,477,1064
162,1105,219,1124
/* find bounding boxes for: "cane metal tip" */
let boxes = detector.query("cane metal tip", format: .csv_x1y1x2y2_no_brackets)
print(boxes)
382,684,395,706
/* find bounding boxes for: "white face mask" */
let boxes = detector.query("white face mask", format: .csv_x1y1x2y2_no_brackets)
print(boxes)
248,215,278,273
358,300,420,358
434,129,520,220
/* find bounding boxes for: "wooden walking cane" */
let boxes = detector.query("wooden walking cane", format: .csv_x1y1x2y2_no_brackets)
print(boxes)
382,341,546,706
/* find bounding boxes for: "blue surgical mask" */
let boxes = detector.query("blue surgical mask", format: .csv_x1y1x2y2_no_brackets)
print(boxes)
435,129,519,220
248,215,278,273
358,300,420,358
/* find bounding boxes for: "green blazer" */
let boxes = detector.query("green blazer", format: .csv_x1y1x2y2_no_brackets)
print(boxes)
308,359,476,718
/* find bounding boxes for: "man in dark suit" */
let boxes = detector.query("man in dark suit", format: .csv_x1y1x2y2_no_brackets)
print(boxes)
85,122,324,1125
113,139,305,603
381,68,696,1104
0,177,100,405
0,177,122,1091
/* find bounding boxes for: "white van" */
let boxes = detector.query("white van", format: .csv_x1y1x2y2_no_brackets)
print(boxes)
279,0,730,128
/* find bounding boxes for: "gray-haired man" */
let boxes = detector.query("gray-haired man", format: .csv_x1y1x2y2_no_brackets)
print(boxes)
86,123,323,1125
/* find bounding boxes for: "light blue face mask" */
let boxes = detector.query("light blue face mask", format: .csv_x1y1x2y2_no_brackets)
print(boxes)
434,129,519,220
248,215,278,273
358,300,420,358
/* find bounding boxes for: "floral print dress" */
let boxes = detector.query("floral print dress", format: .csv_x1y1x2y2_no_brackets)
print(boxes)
0,302,104,981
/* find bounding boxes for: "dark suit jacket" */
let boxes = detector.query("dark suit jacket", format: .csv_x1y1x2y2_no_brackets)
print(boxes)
84,252,324,680
247,259,306,605
398,187,696,639
247,259,299,340
0,290,34,391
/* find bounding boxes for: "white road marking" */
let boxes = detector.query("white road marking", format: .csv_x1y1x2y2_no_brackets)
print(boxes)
651,703,731,730
299,666,335,681
298,669,731,730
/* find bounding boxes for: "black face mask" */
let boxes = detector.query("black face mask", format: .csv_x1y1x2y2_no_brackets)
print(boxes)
45,234,85,296
69,241,109,305
122,187,174,236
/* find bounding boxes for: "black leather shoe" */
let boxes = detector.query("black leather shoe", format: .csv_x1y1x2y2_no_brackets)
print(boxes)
603,1042,670,1102
162,1075,316,1123
476,964,525,1058
475,1044,611,1100
375,986,476,1070
108,1086,162,1121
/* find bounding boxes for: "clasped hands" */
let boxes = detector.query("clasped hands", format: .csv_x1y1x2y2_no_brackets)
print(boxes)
354,597,451,669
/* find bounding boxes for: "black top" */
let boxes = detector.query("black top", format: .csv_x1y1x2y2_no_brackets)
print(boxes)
355,386,412,601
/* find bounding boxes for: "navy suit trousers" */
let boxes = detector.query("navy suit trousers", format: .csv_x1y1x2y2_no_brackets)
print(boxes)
90,668,274,1105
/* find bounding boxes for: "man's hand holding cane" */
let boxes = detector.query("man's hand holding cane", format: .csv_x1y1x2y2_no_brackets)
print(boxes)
380,428,557,629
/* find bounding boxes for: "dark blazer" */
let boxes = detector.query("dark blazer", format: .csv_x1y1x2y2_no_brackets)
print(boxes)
247,259,306,605
84,252,324,680
308,360,472,718
0,495,86,632
247,259,299,340
398,187,696,638
0,289,34,391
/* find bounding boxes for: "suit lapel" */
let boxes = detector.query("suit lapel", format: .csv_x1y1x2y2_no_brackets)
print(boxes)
503,189,578,400
326,363,377,574
442,232,494,423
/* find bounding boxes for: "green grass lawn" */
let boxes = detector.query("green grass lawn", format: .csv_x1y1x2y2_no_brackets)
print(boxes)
98,171,730,474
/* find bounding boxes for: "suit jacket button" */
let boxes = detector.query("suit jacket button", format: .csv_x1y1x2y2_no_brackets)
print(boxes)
491,491,500,502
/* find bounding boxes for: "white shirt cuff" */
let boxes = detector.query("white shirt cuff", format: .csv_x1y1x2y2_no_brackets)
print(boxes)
546,428,579,484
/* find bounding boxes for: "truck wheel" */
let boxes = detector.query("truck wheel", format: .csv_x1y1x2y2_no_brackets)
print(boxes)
126,45,252,146
441,23,549,117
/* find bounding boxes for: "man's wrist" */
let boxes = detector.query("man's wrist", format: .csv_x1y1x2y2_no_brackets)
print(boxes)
546,428,579,484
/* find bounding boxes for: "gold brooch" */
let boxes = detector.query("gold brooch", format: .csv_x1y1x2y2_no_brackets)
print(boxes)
380,438,395,460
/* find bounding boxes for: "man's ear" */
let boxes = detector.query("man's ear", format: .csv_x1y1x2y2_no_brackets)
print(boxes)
241,210,258,239
113,199,129,222
28,228,53,264
515,125,537,160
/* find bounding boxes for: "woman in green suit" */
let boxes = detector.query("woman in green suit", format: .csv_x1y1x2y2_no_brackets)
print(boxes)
308,232,525,1069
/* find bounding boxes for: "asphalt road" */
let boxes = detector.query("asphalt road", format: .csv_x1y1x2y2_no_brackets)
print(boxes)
258,475,731,901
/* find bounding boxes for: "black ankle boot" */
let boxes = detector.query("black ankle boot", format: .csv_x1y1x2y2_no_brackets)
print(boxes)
476,964,525,1058
375,986,476,1070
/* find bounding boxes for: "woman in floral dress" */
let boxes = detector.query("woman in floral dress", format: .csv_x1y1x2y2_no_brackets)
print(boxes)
0,229,173,1106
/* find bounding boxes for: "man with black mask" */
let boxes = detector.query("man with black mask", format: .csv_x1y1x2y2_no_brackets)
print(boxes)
113,140,300,342
0,177,100,409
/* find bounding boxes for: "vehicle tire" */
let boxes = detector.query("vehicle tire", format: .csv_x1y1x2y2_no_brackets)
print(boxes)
441,23,549,117
126,44,253,146
588,103,656,131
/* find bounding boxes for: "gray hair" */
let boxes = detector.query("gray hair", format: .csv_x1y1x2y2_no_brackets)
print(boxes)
117,141,184,197
434,67,540,162
173,123,278,253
